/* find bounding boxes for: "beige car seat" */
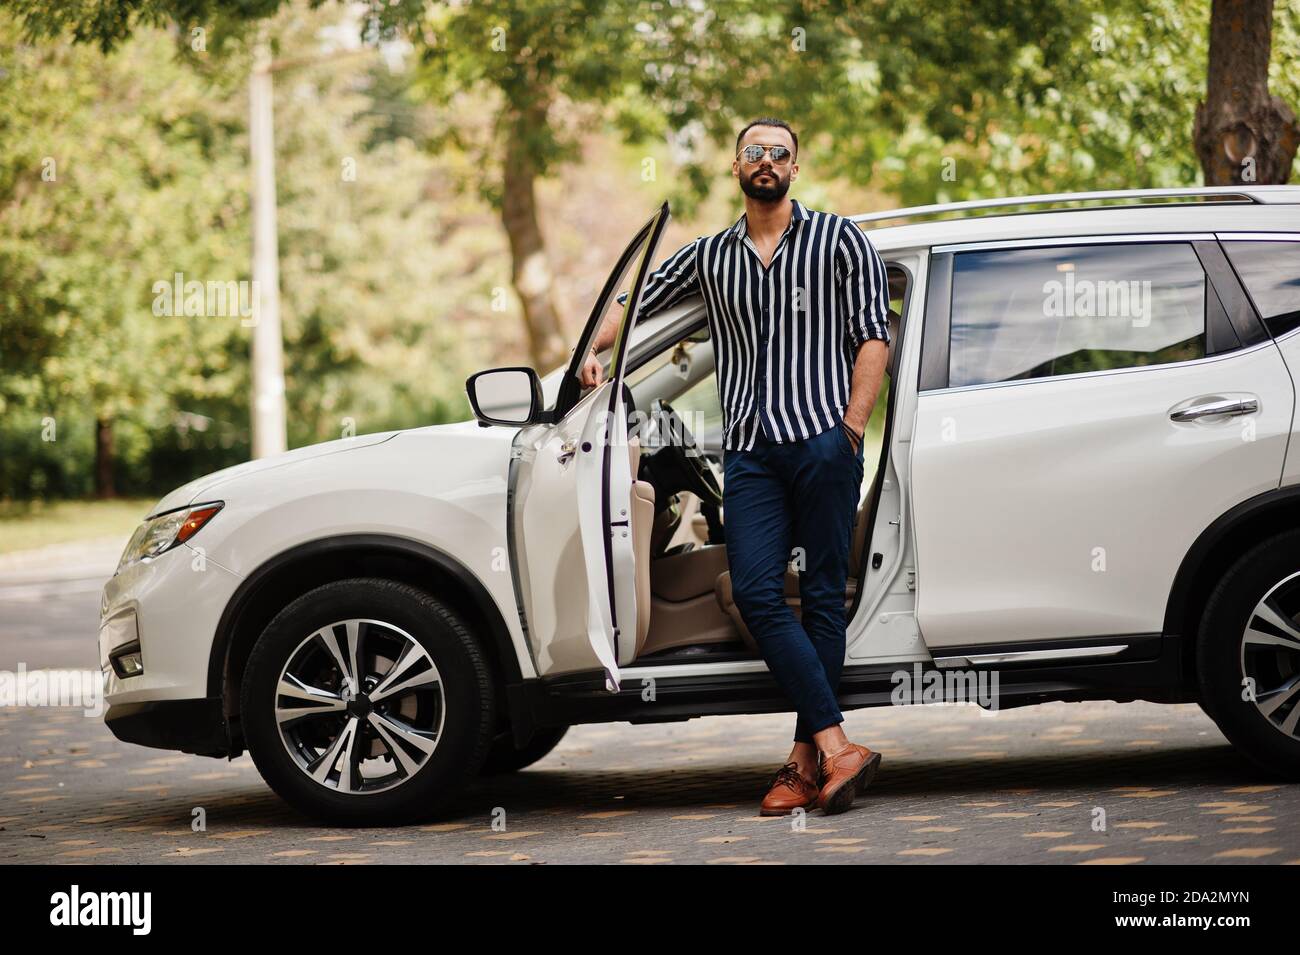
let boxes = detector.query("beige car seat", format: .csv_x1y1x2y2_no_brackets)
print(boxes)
628,436,656,657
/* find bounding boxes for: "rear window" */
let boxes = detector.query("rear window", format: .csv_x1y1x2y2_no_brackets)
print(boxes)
1223,241,1300,337
948,242,1206,388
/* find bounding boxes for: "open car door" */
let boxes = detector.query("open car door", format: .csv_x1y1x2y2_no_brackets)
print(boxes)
510,203,670,691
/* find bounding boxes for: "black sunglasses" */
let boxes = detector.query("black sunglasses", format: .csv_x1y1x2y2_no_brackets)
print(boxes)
737,144,793,164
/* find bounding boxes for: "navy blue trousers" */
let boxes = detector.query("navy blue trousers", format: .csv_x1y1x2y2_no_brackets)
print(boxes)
723,420,864,743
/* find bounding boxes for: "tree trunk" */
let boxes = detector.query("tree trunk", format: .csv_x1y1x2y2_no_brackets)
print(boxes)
500,107,566,372
1194,0,1299,185
94,416,115,499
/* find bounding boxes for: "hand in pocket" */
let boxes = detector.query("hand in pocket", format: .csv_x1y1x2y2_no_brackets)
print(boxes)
839,419,862,457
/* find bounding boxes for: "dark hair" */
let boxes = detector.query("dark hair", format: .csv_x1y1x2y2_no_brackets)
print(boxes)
735,117,798,159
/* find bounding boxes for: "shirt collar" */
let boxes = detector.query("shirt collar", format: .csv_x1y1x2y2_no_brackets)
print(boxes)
726,198,810,243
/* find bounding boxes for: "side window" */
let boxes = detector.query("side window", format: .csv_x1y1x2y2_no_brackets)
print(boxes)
860,263,910,481
948,243,1207,388
1223,240,1300,337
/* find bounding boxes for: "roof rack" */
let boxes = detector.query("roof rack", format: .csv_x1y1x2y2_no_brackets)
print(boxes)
848,186,1281,226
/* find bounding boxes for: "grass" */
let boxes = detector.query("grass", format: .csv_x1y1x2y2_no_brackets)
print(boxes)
0,498,154,554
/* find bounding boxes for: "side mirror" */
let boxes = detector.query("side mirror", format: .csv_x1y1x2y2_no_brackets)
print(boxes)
466,366,545,427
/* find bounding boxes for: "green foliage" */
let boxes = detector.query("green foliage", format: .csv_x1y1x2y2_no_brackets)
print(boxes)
268,6,482,445
5,0,284,52
0,17,253,496
0,496,155,553
617,0,1292,205
379,0,1298,218
0,6,486,500
3,0,1298,506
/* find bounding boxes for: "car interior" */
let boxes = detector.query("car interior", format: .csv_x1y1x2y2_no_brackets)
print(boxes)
602,266,909,665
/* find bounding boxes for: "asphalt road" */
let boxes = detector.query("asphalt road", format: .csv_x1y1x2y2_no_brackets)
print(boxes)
0,539,113,671
1,542,1298,865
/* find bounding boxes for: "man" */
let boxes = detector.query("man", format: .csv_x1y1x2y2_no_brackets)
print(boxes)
580,118,890,816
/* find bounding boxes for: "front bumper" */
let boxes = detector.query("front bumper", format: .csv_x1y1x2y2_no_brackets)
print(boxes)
98,543,243,705
104,698,232,757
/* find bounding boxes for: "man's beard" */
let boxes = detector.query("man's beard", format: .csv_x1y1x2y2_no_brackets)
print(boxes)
740,169,790,201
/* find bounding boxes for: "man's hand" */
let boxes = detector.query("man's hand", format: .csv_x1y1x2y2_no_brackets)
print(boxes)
839,415,865,455
840,339,887,456
579,349,604,388
578,300,623,388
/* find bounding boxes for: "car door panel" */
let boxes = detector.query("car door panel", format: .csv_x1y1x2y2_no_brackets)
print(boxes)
913,345,1292,647
510,204,669,688
911,239,1294,648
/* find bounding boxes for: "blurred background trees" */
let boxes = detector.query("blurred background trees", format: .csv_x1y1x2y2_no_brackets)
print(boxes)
1,0,1297,502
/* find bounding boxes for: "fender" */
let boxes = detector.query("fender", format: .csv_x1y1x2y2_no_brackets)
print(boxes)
1163,484,1300,638
208,533,524,700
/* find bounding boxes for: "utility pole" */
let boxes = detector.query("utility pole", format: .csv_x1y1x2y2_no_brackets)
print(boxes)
249,29,287,458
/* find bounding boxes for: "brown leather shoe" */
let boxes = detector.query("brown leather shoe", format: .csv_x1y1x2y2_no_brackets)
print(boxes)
815,743,882,815
759,761,820,816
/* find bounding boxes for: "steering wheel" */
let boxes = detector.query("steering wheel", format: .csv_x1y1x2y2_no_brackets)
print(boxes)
639,399,722,504
637,398,726,546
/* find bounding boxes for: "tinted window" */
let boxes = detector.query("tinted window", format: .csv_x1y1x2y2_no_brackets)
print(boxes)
949,243,1206,388
1223,241,1300,337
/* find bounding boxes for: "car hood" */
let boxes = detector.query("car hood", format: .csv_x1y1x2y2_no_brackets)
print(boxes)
147,430,402,516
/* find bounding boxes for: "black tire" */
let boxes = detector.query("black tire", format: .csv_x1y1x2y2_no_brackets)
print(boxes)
479,725,569,775
1196,529,1300,781
240,578,495,825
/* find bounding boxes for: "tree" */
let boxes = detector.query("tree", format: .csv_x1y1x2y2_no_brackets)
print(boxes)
627,0,1297,204
11,0,1296,397
264,4,489,446
617,0,1103,205
386,0,660,371
87,1,1106,370
0,17,251,497
1195,0,1299,184
0,5,496,500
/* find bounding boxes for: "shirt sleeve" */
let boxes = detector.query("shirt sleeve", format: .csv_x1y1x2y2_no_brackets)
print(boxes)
615,237,701,317
837,223,891,353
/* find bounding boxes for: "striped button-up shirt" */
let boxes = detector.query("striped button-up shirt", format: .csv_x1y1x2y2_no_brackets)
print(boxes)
626,198,891,451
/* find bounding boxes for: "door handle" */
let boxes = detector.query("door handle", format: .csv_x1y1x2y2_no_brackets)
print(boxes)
1169,397,1259,422
557,439,577,464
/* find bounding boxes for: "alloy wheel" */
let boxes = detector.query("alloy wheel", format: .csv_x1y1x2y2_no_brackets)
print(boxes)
1240,571,1300,742
274,618,445,794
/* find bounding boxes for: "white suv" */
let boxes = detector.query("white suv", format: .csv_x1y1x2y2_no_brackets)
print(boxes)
99,187,1300,824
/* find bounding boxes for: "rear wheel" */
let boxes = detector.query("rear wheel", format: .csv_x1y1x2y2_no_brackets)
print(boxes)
1196,530,1300,780
479,725,569,775
240,578,495,825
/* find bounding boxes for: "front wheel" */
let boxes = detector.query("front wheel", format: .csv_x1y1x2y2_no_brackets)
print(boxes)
1196,531,1300,781
240,578,495,825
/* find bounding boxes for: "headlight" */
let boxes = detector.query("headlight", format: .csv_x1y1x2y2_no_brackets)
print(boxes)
116,502,223,574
